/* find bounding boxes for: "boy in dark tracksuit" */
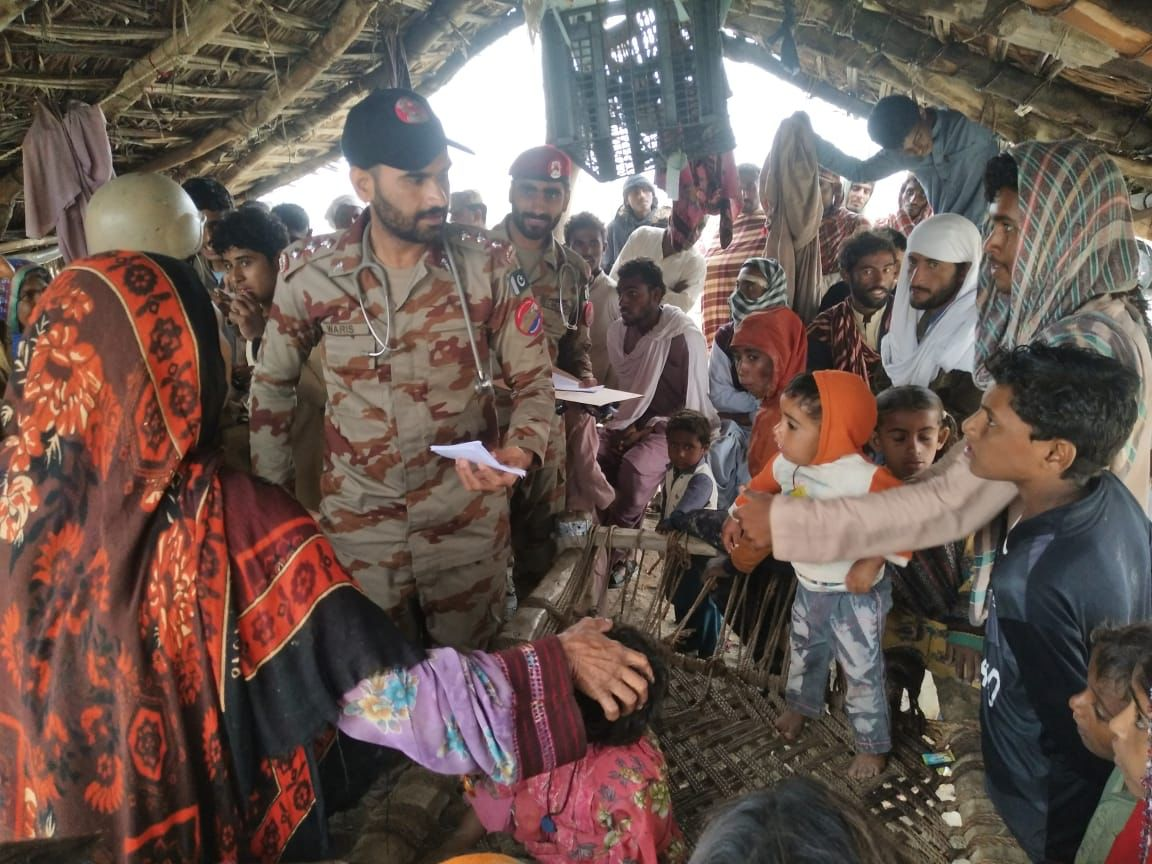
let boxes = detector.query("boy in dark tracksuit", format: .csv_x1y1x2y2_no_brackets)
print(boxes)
964,344,1152,863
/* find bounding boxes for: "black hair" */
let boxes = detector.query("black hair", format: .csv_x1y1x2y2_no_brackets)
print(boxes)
876,386,943,422
983,153,1018,204
574,626,668,747
270,202,310,236
667,408,712,447
239,199,271,214
688,778,911,864
181,176,234,212
1091,623,1152,697
737,162,761,181
866,95,922,150
838,231,897,276
616,257,666,294
783,373,822,420
564,211,607,244
209,206,290,264
875,225,907,253
984,343,1140,484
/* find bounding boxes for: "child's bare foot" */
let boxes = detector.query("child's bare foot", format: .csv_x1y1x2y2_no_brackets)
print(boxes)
774,709,807,742
847,752,888,779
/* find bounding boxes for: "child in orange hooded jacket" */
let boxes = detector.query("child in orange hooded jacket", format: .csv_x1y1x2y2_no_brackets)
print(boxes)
727,370,908,778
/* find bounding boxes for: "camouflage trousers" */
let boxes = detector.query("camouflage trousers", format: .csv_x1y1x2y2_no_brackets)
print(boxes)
786,578,893,754
510,411,564,596
351,551,509,651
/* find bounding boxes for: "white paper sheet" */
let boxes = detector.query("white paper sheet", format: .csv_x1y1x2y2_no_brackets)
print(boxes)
429,440,527,477
551,370,604,393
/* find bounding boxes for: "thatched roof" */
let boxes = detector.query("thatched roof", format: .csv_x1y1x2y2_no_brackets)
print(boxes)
721,0,1152,185
1,0,1149,250
0,0,522,246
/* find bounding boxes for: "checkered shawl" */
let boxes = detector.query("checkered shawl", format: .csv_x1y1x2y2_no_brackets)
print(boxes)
701,211,769,343
876,203,933,238
967,140,1148,625
818,206,869,276
807,299,887,388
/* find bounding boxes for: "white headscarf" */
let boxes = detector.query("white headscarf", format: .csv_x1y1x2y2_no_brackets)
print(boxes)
881,213,982,387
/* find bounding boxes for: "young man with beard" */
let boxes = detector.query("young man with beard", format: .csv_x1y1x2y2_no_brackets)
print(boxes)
249,89,555,651
877,175,933,238
490,146,598,594
880,212,984,421
807,231,898,392
845,180,874,215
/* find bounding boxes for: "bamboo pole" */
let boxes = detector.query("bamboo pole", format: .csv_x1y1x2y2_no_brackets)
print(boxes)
139,0,379,173
101,0,243,122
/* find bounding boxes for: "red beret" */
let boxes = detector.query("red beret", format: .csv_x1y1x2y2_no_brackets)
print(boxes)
509,146,572,182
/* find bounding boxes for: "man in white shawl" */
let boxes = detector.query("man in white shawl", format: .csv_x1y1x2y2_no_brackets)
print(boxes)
597,257,715,586
881,213,984,421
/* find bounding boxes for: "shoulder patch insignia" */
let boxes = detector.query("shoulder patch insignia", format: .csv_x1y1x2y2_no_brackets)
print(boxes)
508,269,529,296
514,298,543,337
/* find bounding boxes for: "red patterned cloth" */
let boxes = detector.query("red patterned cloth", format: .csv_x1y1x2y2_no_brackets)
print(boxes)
700,211,768,344
806,299,890,392
469,734,686,864
818,206,870,276
875,203,933,238
0,252,423,862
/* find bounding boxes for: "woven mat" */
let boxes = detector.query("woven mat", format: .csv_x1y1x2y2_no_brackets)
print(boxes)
652,661,962,862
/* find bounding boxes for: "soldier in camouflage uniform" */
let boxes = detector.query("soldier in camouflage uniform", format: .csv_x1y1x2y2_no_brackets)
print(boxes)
249,89,555,650
490,146,598,596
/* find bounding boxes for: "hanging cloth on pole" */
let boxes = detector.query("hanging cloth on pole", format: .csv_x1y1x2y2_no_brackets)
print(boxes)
22,100,114,262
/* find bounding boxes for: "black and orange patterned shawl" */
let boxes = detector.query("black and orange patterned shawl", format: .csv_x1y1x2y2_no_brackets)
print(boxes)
0,252,419,862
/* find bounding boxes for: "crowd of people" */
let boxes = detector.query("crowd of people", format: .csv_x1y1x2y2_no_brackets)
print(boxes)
2,83,1152,864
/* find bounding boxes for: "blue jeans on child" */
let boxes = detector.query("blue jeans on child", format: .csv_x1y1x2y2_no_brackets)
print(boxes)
785,577,893,754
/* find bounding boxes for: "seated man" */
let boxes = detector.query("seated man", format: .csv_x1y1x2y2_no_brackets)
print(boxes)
610,200,707,316
603,174,660,274
880,212,984,421
211,207,326,510
807,231,898,392
597,258,714,596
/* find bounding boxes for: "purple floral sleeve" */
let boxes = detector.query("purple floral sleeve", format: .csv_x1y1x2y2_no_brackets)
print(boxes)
338,637,586,783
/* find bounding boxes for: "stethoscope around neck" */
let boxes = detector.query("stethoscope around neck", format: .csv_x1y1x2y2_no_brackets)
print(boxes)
350,238,494,397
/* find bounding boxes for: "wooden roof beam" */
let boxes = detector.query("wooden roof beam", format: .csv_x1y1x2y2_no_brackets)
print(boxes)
720,32,873,119
219,2,522,191
139,0,379,174
100,0,242,122
0,1,37,33
747,1,1152,151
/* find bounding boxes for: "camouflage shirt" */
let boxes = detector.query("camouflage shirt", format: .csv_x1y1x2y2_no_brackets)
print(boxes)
490,218,593,381
249,215,555,577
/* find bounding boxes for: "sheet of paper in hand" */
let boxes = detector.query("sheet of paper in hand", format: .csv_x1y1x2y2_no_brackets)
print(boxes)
430,441,528,477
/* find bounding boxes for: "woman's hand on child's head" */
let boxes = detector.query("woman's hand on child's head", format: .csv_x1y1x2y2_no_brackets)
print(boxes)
558,617,653,721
